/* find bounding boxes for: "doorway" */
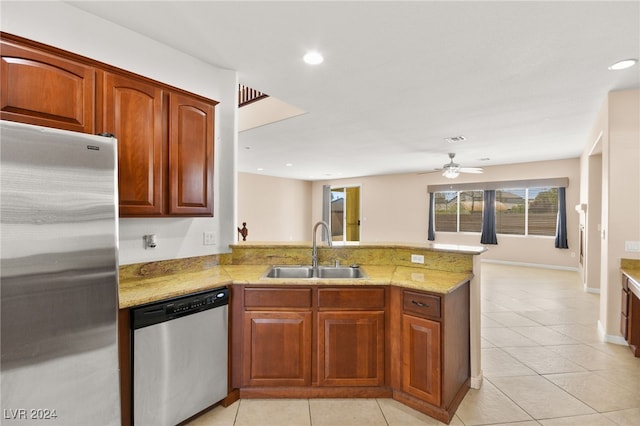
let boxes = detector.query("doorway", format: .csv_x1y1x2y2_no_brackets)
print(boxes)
330,185,361,243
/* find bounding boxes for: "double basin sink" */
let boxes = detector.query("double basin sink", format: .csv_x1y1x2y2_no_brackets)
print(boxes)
263,265,367,279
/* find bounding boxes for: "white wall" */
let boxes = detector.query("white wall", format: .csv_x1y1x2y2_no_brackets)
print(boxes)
238,158,580,269
583,89,640,342
237,173,312,241
1,1,238,265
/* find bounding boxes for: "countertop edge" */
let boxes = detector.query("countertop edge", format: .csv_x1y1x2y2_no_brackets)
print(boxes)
622,268,640,298
119,265,474,309
229,241,487,255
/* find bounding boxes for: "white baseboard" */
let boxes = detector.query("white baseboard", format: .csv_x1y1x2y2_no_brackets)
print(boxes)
470,371,483,390
481,258,579,272
597,320,628,346
584,285,601,294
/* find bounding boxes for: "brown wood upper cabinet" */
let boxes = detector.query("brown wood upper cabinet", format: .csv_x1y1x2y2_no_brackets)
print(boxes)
1,33,218,217
1,39,95,134
168,93,214,216
100,76,216,217
100,72,164,216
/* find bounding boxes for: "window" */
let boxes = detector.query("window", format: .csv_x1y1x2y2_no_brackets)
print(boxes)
434,191,456,232
495,187,558,236
434,190,483,232
434,187,558,236
459,190,484,232
527,187,559,236
496,189,526,234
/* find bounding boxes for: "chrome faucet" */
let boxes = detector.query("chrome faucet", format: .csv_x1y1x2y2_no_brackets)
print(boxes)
312,221,332,269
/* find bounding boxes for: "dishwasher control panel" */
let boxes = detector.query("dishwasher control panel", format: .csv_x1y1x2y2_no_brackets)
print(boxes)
132,287,229,329
166,290,227,314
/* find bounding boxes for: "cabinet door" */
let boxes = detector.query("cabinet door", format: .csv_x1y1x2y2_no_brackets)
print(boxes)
243,311,312,387
1,40,95,133
168,93,214,216
102,72,164,216
318,311,385,386
622,288,630,339
402,314,441,406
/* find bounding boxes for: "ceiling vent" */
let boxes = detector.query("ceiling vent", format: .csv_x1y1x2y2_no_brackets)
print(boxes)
444,135,466,143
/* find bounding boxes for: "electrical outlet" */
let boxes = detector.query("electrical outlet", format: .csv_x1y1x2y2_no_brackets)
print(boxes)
411,254,424,264
203,231,216,246
625,241,640,252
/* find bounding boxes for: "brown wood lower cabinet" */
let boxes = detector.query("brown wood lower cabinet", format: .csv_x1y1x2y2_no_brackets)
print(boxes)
621,273,640,357
242,311,312,387
231,283,470,424
401,314,441,405
318,311,385,387
392,283,470,423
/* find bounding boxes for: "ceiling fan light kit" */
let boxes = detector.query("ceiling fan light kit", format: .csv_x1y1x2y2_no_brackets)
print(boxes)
443,168,460,179
440,153,483,179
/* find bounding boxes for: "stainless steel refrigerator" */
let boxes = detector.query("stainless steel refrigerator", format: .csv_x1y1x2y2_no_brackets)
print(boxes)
1,120,121,425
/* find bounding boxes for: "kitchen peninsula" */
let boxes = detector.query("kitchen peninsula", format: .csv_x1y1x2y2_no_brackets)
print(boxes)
118,242,485,424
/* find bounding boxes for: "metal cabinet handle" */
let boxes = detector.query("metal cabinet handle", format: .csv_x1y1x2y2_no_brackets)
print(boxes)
412,300,429,308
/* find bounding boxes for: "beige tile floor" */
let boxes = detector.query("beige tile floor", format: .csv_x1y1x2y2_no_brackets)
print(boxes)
188,263,640,426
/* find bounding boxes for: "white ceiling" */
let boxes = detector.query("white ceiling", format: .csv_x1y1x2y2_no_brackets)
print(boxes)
67,1,640,181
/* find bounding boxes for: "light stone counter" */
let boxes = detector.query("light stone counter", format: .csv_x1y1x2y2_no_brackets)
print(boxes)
118,267,232,308
119,264,472,308
621,258,640,299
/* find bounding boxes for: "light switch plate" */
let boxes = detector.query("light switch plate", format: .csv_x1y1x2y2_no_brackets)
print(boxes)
411,254,424,264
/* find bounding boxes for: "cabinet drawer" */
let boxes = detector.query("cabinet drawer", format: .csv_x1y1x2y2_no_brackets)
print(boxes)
244,288,312,309
318,288,385,309
403,290,441,319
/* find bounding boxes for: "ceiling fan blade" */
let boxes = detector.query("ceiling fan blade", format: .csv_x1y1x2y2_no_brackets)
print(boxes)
460,167,483,173
417,169,441,175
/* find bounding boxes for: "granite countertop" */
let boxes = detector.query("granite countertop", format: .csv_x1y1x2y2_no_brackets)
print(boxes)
230,241,487,255
621,258,640,298
119,264,473,308
622,267,640,298
118,267,233,308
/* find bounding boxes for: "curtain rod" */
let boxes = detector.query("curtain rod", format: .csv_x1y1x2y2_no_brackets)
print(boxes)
427,177,569,193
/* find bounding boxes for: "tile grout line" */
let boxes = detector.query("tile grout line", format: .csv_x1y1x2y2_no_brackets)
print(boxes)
482,376,538,424
374,398,390,426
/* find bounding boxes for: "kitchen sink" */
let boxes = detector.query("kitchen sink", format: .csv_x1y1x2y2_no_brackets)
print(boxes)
263,266,315,279
316,266,367,279
263,265,367,279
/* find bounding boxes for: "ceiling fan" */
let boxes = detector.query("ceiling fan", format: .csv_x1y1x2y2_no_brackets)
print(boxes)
439,153,483,179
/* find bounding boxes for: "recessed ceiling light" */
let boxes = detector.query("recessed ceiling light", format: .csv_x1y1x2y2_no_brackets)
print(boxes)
257,167,264,171
285,163,293,167
608,59,637,70
303,51,324,65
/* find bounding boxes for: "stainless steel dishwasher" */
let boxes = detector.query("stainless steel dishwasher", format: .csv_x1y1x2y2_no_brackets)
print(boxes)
131,287,229,426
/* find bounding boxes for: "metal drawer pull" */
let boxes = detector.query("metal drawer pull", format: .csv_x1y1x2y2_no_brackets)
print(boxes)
412,300,430,308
